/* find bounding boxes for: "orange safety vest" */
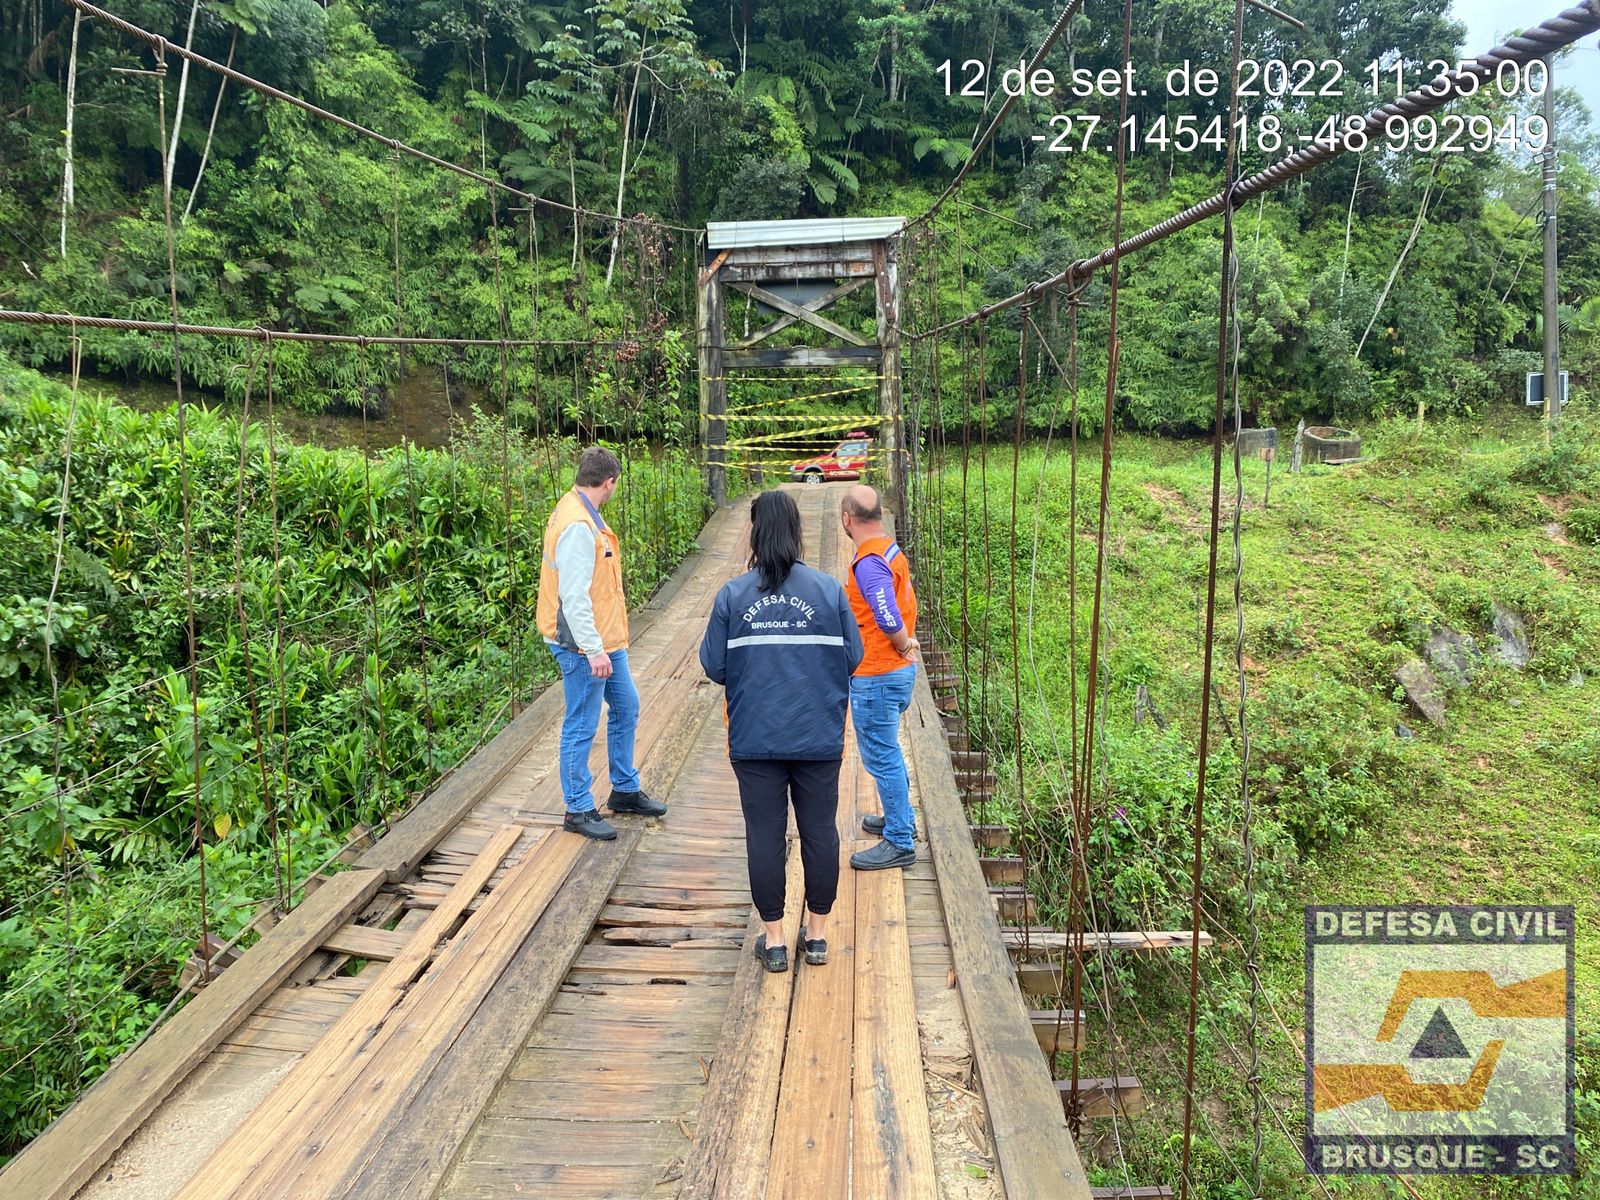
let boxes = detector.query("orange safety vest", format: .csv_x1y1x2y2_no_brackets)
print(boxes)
845,534,918,677
536,490,629,653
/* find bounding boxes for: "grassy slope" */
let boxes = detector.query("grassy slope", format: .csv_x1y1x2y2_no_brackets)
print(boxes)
931,406,1599,1196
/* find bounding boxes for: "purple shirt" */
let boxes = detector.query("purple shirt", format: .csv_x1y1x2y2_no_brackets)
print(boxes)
851,554,902,634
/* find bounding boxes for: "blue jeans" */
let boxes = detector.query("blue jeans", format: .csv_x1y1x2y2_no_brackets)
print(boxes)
850,664,918,850
549,643,642,814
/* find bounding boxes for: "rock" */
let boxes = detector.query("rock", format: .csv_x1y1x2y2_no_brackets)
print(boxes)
1489,604,1531,669
1425,626,1479,688
1506,697,1523,708
1569,670,1587,688
1396,659,1446,728
1394,723,1414,739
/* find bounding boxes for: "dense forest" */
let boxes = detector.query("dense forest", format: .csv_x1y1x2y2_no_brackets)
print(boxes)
2,0,1599,1190
2,0,1596,420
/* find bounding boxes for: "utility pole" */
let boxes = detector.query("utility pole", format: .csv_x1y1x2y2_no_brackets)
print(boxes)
1541,54,1561,438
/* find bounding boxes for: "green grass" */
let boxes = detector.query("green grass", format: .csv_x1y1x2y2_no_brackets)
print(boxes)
923,402,1600,1196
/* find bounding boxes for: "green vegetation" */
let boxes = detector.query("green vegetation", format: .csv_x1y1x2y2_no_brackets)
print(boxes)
0,354,706,1153
922,406,1600,1195
3,0,1596,422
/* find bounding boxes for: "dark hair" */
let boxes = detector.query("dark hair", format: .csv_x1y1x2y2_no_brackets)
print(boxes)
748,490,803,592
575,446,622,487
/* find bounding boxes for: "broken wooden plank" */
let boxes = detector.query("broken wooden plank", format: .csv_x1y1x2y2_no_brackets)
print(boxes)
175,827,528,1200
336,828,643,1199
0,867,385,1200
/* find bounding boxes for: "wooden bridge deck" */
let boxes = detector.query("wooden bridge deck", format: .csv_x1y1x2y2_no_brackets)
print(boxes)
4,483,1093,1200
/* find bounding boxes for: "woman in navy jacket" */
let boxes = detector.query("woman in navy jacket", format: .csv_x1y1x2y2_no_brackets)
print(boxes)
699,490,863,973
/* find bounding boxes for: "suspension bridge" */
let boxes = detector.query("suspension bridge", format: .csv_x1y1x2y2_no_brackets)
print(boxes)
3,1,1597,1197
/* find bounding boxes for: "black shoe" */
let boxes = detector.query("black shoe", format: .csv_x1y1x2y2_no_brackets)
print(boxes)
850,839,915,871
798,926,828,966
861,813,885,835
607,788,667,817
754,933,788,973
563,808,618,840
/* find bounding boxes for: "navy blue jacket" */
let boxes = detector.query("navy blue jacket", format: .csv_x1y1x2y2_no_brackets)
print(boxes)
699,562,864,761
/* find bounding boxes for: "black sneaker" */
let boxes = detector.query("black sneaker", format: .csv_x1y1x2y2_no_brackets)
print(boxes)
861,813,885,835
563,808,618,840
754,933,788,973
849,839,915,871
798,926,828,966
607,788,668,817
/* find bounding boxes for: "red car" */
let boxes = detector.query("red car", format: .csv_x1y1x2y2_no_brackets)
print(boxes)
790,431,871,483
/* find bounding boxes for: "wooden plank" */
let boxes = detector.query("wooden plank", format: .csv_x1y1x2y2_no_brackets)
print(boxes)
1030,1010,1087,1054
176,826,527,1200
906,682,1092,1200
767,849,855,1200
490,1078,705,1122
722,243,876,268
970,824,1011,849
320,922,411,962
1056,1077,1145,1119
258,832,589,1200
722,346,882,370
1003,928,1214,955
678,843,804,1200
725,280,870,347
852,865,938,1200
1016,961,1064,997
342,828,643,1199
600,926,747,947
721,260,879,283
978,855,1025,885
462,1118,681,1167
730,277,874,349
598,904,751,928
991,889,1038,923
0,866,384,1200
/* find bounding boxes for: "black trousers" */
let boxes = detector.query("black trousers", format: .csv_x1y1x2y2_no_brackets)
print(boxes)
730,758,841,924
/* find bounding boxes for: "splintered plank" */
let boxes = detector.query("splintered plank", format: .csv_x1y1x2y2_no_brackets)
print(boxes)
766,852,856,1198
345,827,642,1198
181,827,579,1200
906,682,1092,1200
0,866,385,1200
851,865,938,1200
678,844,804,1200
